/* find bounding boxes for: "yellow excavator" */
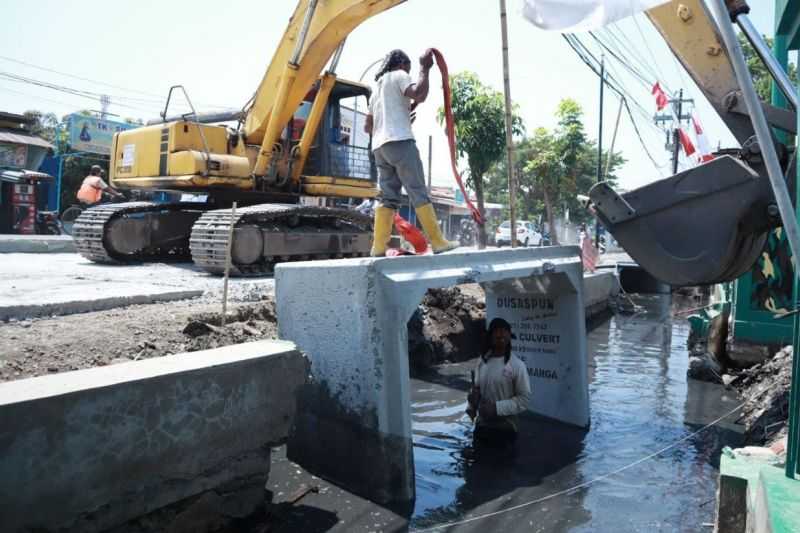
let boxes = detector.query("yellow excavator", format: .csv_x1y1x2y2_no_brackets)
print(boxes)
73,0,406,275
73,0,793,284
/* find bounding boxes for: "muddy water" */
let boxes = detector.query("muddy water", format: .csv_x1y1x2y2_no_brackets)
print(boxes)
409,294,743,532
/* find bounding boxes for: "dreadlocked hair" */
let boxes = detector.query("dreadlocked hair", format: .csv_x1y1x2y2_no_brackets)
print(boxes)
374,49,411,82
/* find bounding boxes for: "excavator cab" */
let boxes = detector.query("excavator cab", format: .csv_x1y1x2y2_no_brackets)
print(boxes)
297,79,378,197
586,0,797,287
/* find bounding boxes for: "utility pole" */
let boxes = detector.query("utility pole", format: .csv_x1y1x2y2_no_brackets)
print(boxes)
654,90,693,174
595,55,604,250
499,0,517,248
100,95,111,121
671,89,684,174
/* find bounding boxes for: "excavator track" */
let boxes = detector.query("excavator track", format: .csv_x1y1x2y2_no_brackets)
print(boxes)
72,202,206,264
190,204,373,275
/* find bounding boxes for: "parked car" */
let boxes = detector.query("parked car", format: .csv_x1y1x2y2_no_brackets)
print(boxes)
495,220,542,247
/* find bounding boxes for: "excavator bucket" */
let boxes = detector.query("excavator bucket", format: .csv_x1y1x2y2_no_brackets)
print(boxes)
589,155,778,287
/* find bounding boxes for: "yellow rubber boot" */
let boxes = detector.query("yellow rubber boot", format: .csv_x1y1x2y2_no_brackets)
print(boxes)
370,206,395,257
415,203,459,254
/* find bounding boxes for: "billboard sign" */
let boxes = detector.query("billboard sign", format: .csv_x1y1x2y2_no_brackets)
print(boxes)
67,114,137,155
0,142,28,168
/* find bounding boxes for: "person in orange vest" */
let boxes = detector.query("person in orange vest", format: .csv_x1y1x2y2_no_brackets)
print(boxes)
76,165,123,205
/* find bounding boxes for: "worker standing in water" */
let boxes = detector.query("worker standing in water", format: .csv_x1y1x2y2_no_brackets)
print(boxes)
364,48,458,256
467,318,532,445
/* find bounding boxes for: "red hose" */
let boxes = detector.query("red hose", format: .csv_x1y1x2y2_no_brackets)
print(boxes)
430,48,485,226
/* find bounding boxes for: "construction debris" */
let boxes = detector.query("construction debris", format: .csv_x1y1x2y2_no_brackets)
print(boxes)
729,345,792,446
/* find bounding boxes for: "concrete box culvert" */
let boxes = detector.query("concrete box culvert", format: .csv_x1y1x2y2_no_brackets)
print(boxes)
0,340,307,533
276,247,590,505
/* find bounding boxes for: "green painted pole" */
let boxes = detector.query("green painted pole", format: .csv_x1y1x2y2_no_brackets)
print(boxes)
785,23,800,477
790,126,800,478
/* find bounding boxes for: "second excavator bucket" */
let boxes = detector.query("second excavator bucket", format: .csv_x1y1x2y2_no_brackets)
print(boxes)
589,155,778,287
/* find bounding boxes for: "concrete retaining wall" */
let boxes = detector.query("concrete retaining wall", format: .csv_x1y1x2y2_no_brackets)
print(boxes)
0,340,307,533
276,247,588,504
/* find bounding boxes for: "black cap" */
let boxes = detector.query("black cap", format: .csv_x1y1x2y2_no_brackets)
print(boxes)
487,317,516,339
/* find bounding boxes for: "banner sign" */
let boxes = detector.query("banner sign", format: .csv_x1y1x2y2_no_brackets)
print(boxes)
485,274,589,427
67,114,136,155
0,142,28,168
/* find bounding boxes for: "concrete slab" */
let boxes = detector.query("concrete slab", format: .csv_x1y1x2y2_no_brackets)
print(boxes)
276,246,588,505
0,339,307,533
0,253,275,320
0,234,76,253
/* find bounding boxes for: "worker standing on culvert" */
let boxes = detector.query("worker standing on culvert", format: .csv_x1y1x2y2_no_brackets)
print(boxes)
467,317,532,445
364,48,458,256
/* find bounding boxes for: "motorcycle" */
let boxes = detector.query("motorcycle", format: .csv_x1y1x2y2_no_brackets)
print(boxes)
60,192,131,235
35,210,63,235
457,218,476,247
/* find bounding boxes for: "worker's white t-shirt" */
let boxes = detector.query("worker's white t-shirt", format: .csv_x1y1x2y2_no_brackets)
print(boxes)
369,70,415,150
474,354,532,429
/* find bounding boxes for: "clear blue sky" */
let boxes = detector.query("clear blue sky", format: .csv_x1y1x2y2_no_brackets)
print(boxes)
0,1,782,191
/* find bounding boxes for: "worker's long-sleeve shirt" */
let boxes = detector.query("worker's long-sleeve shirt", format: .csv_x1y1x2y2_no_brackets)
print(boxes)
475,354,532,430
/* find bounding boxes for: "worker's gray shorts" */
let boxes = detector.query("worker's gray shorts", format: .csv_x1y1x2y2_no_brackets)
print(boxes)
373,140,431,209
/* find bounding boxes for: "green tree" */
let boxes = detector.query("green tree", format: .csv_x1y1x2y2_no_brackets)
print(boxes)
486,99,625,243
441,72,523,247
522,127,562,243
23,110,59,144
738,32,798,102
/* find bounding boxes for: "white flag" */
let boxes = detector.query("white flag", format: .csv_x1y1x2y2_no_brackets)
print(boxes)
522,0,669,32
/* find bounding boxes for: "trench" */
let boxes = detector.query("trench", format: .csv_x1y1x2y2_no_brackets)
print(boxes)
409,292,743,532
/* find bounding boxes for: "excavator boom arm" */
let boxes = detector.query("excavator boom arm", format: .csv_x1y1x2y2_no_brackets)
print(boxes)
243,0,406,147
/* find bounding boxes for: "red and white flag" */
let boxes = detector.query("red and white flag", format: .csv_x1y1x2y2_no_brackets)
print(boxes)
677,128,696,157
652,82,669,111
691,113,715,163
581,234,599,272
522,0,669,32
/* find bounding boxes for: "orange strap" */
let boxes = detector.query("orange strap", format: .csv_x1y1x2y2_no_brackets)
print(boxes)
430,48,484,226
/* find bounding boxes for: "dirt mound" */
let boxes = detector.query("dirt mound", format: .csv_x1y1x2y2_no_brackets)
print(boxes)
183,302,278,352
729,345,792,446
408,286,486,370
0,300,278,382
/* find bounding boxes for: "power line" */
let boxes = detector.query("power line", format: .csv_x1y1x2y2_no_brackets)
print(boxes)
0,71,159,115
566,35,660,128
0,54,230,109
588,31,653,90
631,14,671,87
562,35,668,178
605,23,669,92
